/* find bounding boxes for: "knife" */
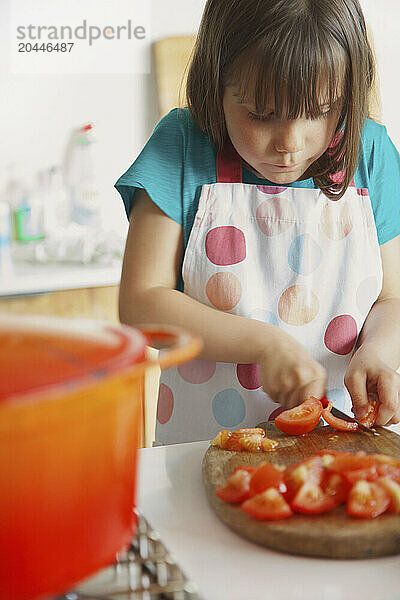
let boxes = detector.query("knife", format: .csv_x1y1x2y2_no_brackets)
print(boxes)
330,406,381,436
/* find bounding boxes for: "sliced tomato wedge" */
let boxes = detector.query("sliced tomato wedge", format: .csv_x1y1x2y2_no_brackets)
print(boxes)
376,463,400,483
284,455,324,501
224,428,265,451
342,466,378,485
241,488,293,520
249,462,285,497
321,472,349,506
370,454,400,482
377,478,400,513
321,403,358,431
211,430,232,449
347,480,390,518
291,481,337,514
328,452,376,474
275,398,323,435
215,469,252,503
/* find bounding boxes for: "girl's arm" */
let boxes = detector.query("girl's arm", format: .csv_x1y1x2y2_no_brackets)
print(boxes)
344,235,400,425
119,189,327,407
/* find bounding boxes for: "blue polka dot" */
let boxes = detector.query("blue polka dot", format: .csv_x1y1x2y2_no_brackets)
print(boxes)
327,388,348,412
288,234,322,275
249,309,279,326
212,389,246,428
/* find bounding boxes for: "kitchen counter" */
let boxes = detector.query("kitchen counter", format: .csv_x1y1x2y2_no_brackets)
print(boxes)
137,440,400,600
0,261,122,297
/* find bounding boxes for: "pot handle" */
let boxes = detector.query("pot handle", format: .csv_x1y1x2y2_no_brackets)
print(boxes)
138,325,203,371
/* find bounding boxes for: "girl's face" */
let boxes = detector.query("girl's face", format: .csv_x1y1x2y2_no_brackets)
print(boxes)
223,85,340,184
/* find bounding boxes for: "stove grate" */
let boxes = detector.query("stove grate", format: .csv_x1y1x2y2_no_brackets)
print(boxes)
55,509,200,600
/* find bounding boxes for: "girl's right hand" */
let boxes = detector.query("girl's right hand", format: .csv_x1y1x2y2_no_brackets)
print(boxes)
257,329,327,410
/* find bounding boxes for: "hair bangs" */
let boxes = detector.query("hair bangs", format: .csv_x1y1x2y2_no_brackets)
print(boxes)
227,26,347,122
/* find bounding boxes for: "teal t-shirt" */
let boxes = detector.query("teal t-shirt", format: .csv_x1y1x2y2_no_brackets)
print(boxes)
115,108,400,289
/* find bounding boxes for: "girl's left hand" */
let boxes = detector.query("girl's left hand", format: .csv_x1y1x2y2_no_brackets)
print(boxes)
344,344,400,426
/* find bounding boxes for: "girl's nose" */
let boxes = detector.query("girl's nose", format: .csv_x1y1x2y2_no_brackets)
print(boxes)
273,121,305,154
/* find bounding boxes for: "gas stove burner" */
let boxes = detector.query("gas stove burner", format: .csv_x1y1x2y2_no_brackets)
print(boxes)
56,509,200,600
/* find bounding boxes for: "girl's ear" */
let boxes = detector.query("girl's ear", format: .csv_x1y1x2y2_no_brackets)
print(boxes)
366,24,382,123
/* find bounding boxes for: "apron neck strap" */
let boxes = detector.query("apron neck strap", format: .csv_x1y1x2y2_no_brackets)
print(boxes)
217,140,243,183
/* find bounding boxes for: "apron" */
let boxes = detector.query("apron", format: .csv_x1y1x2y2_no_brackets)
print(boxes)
155,141,383,445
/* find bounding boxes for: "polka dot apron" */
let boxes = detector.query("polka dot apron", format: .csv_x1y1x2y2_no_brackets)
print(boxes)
155,141,383,445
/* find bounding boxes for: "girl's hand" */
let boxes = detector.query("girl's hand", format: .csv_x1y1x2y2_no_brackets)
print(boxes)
257,330,327,410
344,344,400,426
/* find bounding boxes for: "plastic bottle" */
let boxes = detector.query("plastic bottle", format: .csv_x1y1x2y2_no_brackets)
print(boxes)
63,123,101,229
44,166,70,236
5,165,45,243
12,172,45,242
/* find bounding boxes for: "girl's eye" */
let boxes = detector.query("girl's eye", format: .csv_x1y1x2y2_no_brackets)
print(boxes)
247,111,274,122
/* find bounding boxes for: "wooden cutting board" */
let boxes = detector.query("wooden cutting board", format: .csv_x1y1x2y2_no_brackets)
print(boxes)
202,422,400,559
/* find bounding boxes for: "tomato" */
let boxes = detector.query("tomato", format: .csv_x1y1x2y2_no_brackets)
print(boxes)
358,400,380,428
224,428,265,451
319,396,330,408
241,488,293,520
284,455,324,501
249,462,285,497
376,463,400,483
230,428,266,438
342,466,378,485
370,453,400,467
321,403,358,431
313,449,351,468
347,480,390,518
370,454,400,482
291,481,337,514
215,469,252,503
328,453,376,474
232,465,257,476
226,433,262,452
211,430,232,449
377,478,400,513
322,472,349,506
275,398,323,435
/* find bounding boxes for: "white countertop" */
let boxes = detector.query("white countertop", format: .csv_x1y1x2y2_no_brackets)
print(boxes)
137,440,400,600
0,261,122,297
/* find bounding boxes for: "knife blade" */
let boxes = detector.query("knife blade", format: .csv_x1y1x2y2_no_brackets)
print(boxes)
330,406,381,436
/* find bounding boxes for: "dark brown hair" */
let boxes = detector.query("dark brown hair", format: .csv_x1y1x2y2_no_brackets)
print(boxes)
185,0,376,199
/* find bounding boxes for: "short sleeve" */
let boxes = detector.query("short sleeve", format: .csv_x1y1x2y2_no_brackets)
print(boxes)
365,124,400,245
114,109,186,224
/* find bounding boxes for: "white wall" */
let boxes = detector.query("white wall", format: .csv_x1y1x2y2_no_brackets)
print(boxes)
0,0,398,234
0,0,207,233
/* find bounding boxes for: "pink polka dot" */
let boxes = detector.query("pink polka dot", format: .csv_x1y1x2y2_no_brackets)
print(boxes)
205,226,246,266
256,197,295,236
324,315,358,355
256,186,288,194
157,383,174,424
206,272,242,311
236,363,262,390
178,359,216,384
356,188,369,196
268,406,285,421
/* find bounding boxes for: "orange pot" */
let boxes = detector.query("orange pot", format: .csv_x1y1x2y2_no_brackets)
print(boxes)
0,316,202,600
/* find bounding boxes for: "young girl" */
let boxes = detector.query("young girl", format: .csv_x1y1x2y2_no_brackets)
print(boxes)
116,0,400,445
